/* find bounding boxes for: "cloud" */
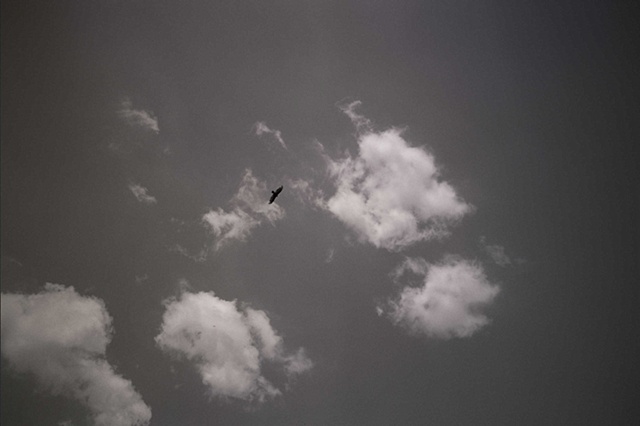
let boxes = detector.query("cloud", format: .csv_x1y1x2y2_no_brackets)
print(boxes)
202,169,284,250
202,208,258,248
1,284,151,426
479,236,512,267
135,274,149,284
155,291,312,403
253,121,287,150
128,183,157,205
169,244,208,263
324,248,335,263
323,104,471,251
243,308,313,376
117,97,159,133
337,99,372,133
284,177,325,209
382,257,499,339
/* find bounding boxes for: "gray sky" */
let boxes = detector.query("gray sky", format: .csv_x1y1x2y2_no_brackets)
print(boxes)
2,1,638,425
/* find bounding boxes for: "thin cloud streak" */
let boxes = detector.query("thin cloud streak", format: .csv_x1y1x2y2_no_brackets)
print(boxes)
284,177,325,209
253,121,287,150
1,284,152,426
129,183,157,205
337,99,372,133
117,97,159,133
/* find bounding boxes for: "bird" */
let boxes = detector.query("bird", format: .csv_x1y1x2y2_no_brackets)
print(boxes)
269,186,283,204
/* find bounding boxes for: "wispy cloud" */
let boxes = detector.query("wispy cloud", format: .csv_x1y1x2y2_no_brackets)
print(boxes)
253,121,287,150
324,248,335,263
479,236,512,267
322,103,471,251
128,183,157,205
169,243,208,263
284,177,325,209
337,99,372,133
135,274,149,284
381,257,499,339
117,97,159,133
203,208,258,247
202,169,284,250
1,284,152,426
155,291,312,403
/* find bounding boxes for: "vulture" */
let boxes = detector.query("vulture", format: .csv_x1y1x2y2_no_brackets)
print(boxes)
269,186,283,204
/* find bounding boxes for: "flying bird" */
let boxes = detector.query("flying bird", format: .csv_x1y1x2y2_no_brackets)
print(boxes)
269,186,283,204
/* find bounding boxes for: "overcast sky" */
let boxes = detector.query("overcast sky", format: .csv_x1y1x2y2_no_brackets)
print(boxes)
2,1,638,425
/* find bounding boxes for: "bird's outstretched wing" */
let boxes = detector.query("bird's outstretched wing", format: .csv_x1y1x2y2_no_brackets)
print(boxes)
269,186,283,204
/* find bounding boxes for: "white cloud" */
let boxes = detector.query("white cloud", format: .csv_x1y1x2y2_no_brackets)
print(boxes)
202,169,284,250
324,106,471,250
337,99,372,132
282,347,314,376
243,308,313,375
128,183,157,205
155,291,312,403
479,236,512,267
202,208,258,247
1,284,151,426
382,257,499,339
244,308,282,360
253,121,287,150
118,97,159,133
285,177,325,209
169,244,208,263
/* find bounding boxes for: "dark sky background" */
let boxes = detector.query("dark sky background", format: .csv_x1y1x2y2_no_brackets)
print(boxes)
2,1,638,425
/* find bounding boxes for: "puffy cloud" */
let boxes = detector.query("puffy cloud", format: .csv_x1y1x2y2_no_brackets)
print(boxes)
155,291,312,403
324,107,471,250
382,257,499,339
283,347,314,375
128,183,157,205
117,97,159,133
254,121,287,150
1,284,151,426
202,169,284,250
479,236,512,267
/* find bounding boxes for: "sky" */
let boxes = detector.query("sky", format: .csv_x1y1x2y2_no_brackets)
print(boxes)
2,1,638,425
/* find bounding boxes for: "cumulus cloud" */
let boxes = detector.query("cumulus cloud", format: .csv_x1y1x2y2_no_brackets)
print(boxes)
202,169,284,250
128,183,157,205
479,236,512,267
382,257,499,339
323,105,471,250
155,291,312,403
1,284,151,426
117,97,159,133
254,121,287,150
